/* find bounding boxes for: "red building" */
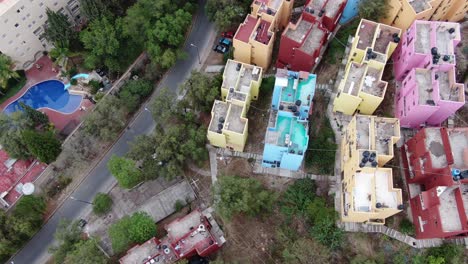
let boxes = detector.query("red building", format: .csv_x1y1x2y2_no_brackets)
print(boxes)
276,0,347,72
401,127,468,239
119,209,225,264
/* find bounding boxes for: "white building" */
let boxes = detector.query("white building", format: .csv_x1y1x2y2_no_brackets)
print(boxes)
0,0,82,69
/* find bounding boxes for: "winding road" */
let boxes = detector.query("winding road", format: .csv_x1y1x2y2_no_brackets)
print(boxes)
10,1,215,263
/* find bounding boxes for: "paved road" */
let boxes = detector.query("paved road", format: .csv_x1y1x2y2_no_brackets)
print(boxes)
11,1,215,263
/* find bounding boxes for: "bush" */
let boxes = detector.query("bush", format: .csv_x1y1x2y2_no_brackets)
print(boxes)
426,243,464,264
109,212,157,254
88,80,101,94
92,193,113,216
68,67,78,78
399,218,414,235
93,92,104,101
70,78,78,85
307,117,337,174
174,200,185,212
280,178,316,218
260,76,275,96
0,70,26,105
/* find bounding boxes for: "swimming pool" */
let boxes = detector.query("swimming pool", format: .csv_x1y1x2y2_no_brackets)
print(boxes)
3,80,83,114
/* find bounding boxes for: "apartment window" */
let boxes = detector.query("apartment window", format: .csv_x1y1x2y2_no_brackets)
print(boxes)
54,2,58,6
39,2,44,7
71,5,79,12
32,20,36,24
39,14,44,19
28,24,32,28
14,23,19,27
33,27,42,35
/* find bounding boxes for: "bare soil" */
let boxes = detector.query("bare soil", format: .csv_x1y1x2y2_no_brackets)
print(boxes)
315,60,340,85
374,64,396,118
245,88,273,154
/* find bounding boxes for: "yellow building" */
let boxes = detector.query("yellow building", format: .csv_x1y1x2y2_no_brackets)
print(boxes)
233,0,293,69
207,60,263,151
333,20,401,115
341,115,403,224
382,0,467,30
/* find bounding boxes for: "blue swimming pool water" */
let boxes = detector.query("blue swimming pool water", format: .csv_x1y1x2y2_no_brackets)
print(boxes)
3,80,83,114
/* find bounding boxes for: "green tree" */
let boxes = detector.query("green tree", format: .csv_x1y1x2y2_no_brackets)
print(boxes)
118,79,153,112
107,155,143,188
78,0,110,21
310,218,344,250
214,176,276,220
150,87,177,124
19,102,49,127
399,218,415,235
64,239,107,264
22,130,61,164
44,8,75,48
206,0,248,30
282,238,330,264
49,219,82,264
426,243,464,264
80,16,123,71
358,0,389,21
280,178,316,218
109,212,156,254
0,112,32,159
0,54,19,90
127,134,160,180
182,71,221,112
49,43,73,68
92,193,113,216
82,96,127,141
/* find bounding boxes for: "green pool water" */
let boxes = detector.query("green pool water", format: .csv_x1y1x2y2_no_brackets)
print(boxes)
277,115,292,145
291,120,307,149
296,76,315,103
281,79,295,103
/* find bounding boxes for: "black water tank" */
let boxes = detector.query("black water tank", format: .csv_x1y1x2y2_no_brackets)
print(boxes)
435,74,439,80
218,123,223,130
393,36,400,43
295,100,301,106
448,28,455,34
363,151,370,157
367,49,373,54
370,152,376,158
294,112,300,116
397,204,404,210
359,162,366,168
431,47,438,55
279,105,284,110
371,161,378,167
376,203,382,208
369,156,375,162
443,55,450,61
362,157,369,163
291,106,297,112
219,117,225,123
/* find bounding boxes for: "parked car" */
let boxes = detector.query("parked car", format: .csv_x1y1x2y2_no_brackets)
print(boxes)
78,219,87,228
219,37,232,47
221,31,235,39
213,44,228,54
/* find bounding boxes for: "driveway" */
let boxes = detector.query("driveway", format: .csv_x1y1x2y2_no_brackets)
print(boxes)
10,1,215,263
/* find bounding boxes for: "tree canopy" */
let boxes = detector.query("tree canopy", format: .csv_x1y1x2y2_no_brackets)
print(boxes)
22,130,62,164
92,193,113,216
118,79,153,113
44,8,76,48
0,54,19,90
214,176,276,220
107,155,143,188
109,212,156,254
358,0,389,21
78,0,110,21
282,238,331,264
19,102,49,128
206,0,250,30
0,112,32,159
182,71,221,113
64,239,107,264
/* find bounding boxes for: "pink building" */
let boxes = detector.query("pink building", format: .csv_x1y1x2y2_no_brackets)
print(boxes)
392,20,461,81
395,66,465,128
393,20,464,128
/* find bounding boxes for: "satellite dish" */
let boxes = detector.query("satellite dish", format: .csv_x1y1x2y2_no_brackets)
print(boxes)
22,183,35,195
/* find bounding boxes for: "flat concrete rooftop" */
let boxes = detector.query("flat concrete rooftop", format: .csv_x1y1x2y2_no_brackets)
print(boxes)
374,24,400,54
409,0,431,14
324,0,346,18
285,18,313,43
415,22,431,54
344,62,366,96
226,104,246,134
300,22,326,54
361,66,386,97
424,128,448,169
209,101,228,133
357,20,377,50
416,69,434,105
447,128,468,170
235,15,257,43
439,188,462,232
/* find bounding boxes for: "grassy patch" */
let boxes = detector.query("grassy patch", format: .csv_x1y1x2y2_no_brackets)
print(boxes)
0,71,27,105
324,20,359,64
306,116,337,175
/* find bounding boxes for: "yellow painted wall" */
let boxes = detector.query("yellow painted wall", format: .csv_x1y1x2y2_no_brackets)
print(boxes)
333,92,362,115
207,130,227,148
233,37,252,66
357,92,384,115
250,32,274,69
443,0,468,21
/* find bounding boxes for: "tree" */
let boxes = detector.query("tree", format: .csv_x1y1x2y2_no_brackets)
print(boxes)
282,238,330,264
93,193,113,216
0,54,19,90
82,96,127,141
182,71,221,112
214,176,276,220
19,102,49,127
309,216,344,250
78,0,110,21
0,112,32,159
118,79,153,112
206,0,249,30
127,134,160,180
22,130,61,164
280,178,317,218
358,0,389,21
107,155,143,188
44,8,75,48
49,219,82,263
150,87,177,124
80,16,123,71
64,239,107,264
109,212,156,254
49,44,72,69
426,243,464,264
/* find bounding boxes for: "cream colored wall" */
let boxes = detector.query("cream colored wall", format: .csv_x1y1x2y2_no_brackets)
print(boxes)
0,0,81,69
357,92,384,115
233,38,253,66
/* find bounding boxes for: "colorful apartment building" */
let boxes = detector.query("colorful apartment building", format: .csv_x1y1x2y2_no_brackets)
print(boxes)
339,0,361,24
333,19,401,115
395,67,465,128
392,20,461,81
120,209,226,264
233,0,293,69
401,127,468,239
262,69,316,171
341,115,403,224
207,60,263,152
382,0,468,30
276,0,347,72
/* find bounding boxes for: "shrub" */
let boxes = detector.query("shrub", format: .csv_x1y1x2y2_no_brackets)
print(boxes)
174,200,185,212
92,193,113,216
426,243,464,264
68,67,78,78
70,78,78,85
88,79,101,94
109,212,156,254
280,178,316,218
399,218,414,235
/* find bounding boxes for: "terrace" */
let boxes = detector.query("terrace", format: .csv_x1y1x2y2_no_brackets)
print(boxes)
447,128,468,170
353,172,373,212
435,22,458,55
356,20,377,50
253,19,272,45
424,128,448,169
119,238,177,264
343,62,366,96
375,169,400,209
225,104,246,134
209,101,228,133
305,0,326,15
223,60,262,99
235,15,258,43
265,114,308,155
257,0,282,13
356,115,371,150
415,23,430,54
284,19,313,43
374,118,399,156
324,0,346,19
437,70,463,102
374,24,400,54
299,23,326,54
439,188,462,232
416,70,434,105
360,67,386,97
408,0,431,14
